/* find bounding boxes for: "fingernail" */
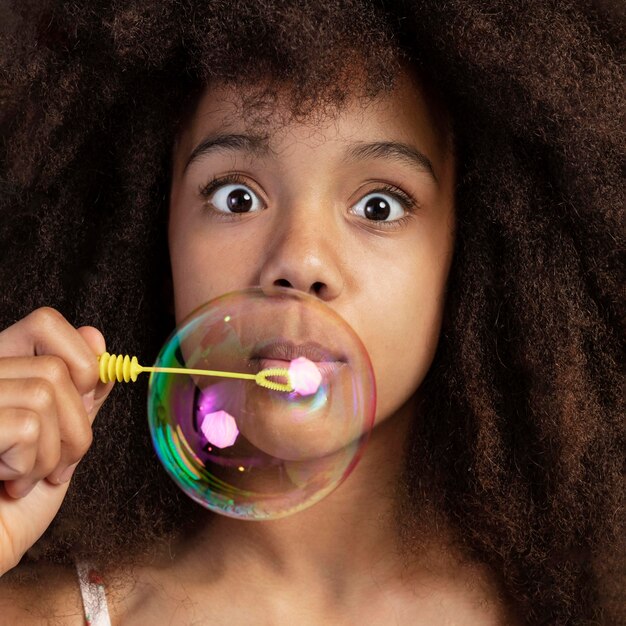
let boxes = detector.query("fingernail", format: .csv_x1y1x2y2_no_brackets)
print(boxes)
59,462,79,483
82,391,95,414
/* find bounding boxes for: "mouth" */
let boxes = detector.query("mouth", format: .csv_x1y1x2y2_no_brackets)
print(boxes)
250,339,345,363
249,340,347,384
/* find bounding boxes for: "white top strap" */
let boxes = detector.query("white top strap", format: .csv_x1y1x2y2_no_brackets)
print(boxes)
75,561,112,626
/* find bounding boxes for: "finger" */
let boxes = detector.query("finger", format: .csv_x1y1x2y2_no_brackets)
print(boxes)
0,357,93,483
0,308,101,397
76,326,106,356
76,326,115,411
0,378,60,497
0,408,39,482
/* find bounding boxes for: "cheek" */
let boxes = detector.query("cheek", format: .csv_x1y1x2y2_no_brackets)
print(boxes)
361,226,453,423
168,212,256,322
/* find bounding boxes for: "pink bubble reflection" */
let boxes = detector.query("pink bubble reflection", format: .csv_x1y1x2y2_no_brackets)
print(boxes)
200,409,239,448
288,357,322,396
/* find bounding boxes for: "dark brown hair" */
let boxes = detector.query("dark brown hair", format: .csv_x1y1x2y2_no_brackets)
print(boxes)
1,1,623,623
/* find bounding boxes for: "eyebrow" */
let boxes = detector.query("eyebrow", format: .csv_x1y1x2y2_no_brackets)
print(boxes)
184,133,272,172
185,133,438,183
344,141,438,184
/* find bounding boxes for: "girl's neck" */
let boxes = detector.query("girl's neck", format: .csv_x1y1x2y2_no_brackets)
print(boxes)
180,394,417,583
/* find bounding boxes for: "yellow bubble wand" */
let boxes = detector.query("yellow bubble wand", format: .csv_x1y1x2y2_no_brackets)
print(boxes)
97,352,294,393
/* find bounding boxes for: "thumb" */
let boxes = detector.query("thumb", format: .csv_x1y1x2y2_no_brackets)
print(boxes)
76,325,115,416
76,325,106,355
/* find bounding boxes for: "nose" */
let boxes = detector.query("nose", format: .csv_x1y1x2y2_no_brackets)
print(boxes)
257,202,344,302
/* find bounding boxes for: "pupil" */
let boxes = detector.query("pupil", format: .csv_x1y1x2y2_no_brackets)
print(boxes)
227,188,253,213
364,197,390,220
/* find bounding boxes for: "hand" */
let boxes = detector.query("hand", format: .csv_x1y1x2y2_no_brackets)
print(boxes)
0,307,114,576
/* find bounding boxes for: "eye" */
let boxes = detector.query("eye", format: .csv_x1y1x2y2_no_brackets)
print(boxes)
351,189,412,223
200,175,263,214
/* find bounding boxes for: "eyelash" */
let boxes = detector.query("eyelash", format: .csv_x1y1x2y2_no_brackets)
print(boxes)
198,173,419,230
199,173,252,202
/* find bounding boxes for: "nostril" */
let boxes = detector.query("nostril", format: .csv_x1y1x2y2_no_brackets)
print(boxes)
272,279,325,296
312,281,324,295
274,279,292,288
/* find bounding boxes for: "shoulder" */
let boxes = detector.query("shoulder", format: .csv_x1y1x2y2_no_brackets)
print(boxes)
0,562,85,625
434,562,525,626
372,551,526,626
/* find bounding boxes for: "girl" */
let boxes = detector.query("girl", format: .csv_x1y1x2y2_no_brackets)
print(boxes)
0,1,623,624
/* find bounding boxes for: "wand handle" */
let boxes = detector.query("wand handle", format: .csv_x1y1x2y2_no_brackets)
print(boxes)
97,353,293,392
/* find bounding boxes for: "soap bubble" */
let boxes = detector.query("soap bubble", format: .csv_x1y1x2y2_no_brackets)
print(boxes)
148,287,376,520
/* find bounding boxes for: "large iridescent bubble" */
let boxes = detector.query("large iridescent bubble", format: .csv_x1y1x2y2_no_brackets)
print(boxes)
148,287,376,520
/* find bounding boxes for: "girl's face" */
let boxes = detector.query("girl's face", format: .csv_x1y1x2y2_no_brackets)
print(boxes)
169,69,456,426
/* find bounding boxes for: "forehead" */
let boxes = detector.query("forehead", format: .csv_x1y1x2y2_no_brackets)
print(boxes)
174,68,453,172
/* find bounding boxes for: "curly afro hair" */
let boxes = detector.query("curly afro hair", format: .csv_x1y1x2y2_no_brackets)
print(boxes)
0,1,623,623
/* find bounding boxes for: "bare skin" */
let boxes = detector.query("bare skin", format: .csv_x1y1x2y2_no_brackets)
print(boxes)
0,69,522,623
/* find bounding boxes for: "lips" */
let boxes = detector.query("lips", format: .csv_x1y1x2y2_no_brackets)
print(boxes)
250,340,345,363
249,340,346,385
